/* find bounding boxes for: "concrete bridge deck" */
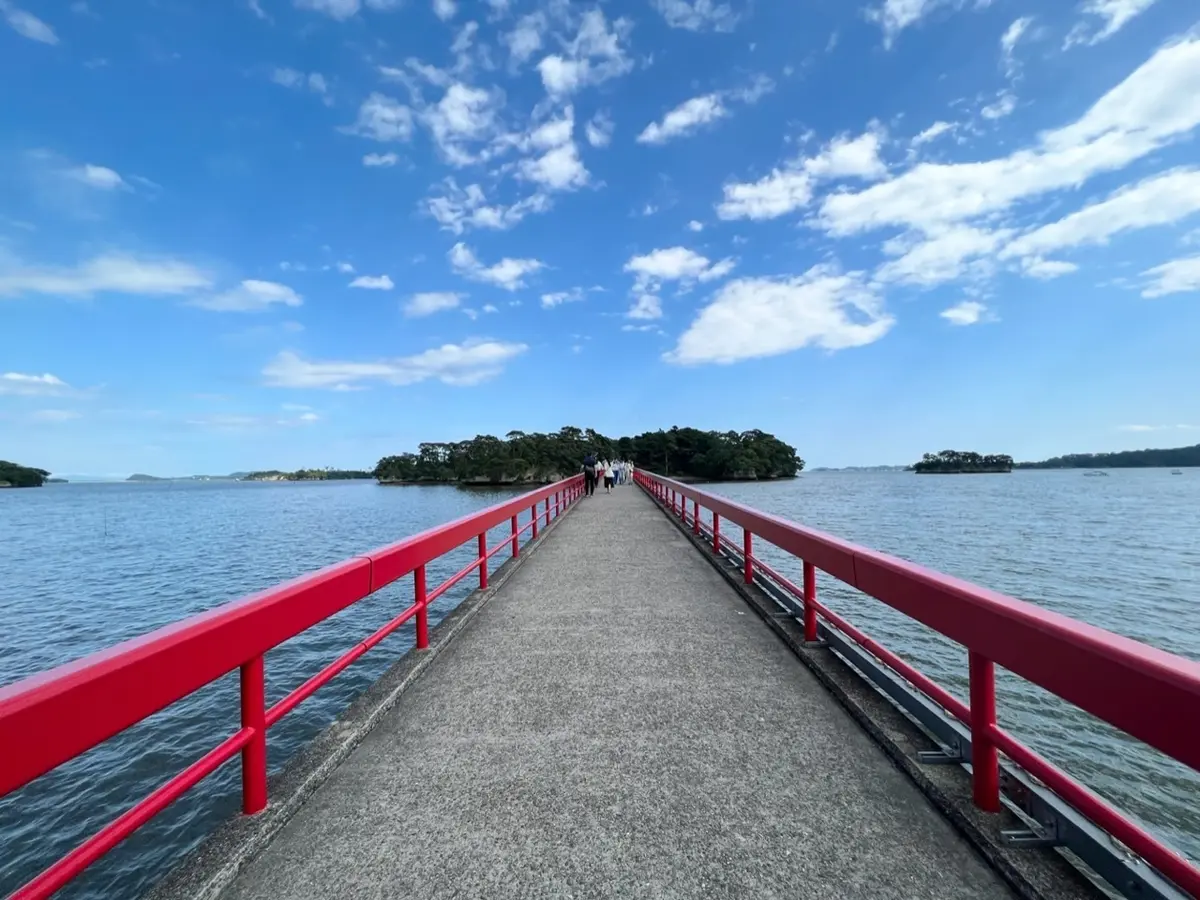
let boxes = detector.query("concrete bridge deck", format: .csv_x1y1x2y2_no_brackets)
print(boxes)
211,485,1014,900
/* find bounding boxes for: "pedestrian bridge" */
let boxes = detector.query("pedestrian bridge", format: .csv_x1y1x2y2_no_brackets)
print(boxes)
2,474,1199,900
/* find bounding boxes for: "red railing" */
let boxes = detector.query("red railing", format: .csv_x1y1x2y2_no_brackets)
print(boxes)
0,475,585,900
636,470,1200,898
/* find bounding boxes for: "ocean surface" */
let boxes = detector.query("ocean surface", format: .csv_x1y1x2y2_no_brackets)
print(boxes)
1,471,1197,898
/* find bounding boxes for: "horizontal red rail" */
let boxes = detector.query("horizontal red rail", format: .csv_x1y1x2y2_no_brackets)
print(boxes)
636,471,1200,897
0,475,584,900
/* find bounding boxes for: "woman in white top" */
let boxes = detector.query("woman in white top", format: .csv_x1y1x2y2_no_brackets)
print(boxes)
603,460,616,492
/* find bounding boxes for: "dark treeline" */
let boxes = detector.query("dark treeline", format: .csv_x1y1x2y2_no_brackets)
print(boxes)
1016,443,1200,469
374,426,803,485
911,450,1014,474
243,468,373,481
0,460,50,488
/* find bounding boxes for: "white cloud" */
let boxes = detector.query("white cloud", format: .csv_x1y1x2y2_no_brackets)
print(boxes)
336,261,355,273
981,91,1017,120
624,246,736,291
718,129,888,221
32,408,81,422
432,0,456,20
1001,17,1033,78
343,93,414,142
687,220,704,232
519,137,588,190
363,152,399,167
939,300,989,325
294,0,361,20
271,67,304,88
816,37,1200,238
866,0,984,48
1141,254,1200,297
0,372,68,396
626,294,663,320
0,255,212,298
585,111,614,147
536,9,633,97
1065,0,1157,49
263,341,527,389
482,303,498,313
1022,258,1079,279
667,266,894,364
1,2,58,44
876,225,1009,286
427,179,550,234
911,121,955,148
192,280,303,312
405,291,463,316
638,94,728,145
541,288,583,308
1003,168,1200,262
448,242,544,290
67,164,127,190
503,12,545,66
651,0,738,32
349,274,395,290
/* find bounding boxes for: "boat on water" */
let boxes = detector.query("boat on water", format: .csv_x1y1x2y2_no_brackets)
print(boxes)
1083,470,1109,477
1171,469,1183,475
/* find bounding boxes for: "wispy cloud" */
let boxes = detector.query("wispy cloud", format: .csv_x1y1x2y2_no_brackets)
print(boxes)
263,340,528,389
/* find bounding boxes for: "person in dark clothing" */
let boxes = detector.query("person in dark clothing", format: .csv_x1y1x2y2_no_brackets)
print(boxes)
583,453,598,496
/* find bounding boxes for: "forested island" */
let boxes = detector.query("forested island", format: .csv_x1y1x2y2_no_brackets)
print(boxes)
242,468,373,482
1016,443,1200,469
911,451,1014,474
374,426,802,485
0,460,51,488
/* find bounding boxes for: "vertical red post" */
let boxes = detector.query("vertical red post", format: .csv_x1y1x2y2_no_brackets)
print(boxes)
712,513,720,553
531,504,538,539
743,530,753,584
803,561,818,642
511,514,519,557
544,497,549,525
239,655,267,815
692,500,700,534
415,564,428,650
478,532,488,589
555,490,560,518
968,651,1000,812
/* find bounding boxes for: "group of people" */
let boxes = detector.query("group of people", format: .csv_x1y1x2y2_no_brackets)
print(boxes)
582,454,635,496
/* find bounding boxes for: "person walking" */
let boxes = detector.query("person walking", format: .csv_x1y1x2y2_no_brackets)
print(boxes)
603,459,616,493
583,452,598,496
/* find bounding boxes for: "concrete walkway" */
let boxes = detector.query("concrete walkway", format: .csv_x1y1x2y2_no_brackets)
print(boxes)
218,485,1013,900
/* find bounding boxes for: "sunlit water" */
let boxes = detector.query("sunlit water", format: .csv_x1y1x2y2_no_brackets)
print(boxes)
0,472,1197,898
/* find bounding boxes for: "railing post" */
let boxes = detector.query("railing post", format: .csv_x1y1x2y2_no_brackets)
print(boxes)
511,514,519,557
803,561,818,642
415,564,428,650
555,490,560,517
531,504,538,539
478,532,488,589
743,530,753,584
712,513,720,553
969,651,1000,812
544,497,549,524
239,655,267,815
692,499,700,534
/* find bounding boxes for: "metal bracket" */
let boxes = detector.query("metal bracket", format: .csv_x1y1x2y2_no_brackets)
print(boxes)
918,741,966,764
1001,819,1063,849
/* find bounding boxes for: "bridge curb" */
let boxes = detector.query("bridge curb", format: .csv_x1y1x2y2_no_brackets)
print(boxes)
642,487,1105,900
143,499,582,900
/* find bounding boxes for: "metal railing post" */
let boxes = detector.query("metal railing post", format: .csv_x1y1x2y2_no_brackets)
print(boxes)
712,513,720,553
531,504,538,539
415,565,428,650
803,561,818,642
511,515,519,557
692,499,700,534
743,531,753,584
239,656,267,815
969,651,1000,812
478,533,488,589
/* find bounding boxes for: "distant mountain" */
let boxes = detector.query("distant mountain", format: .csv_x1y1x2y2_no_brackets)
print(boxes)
1016,443,1200,469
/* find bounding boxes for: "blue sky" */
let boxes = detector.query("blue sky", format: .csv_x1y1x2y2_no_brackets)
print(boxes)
2,0,1199,476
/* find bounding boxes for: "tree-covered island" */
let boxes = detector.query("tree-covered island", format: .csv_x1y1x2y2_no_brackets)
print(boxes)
911,450,1014,474
242,468,373,482
0,460,51,488
1015,443,1200,469
374,426,803,485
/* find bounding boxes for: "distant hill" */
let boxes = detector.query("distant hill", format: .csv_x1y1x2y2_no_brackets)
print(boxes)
126,473,167,482
1017,443,1200,469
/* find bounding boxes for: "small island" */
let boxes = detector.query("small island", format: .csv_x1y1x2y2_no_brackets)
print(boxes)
911,450,1013,474
0,460,52,488
1015,443,1200,469
374,426,803,486
242,468,373,482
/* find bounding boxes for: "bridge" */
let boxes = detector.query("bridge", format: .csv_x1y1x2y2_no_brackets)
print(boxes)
2,473,1199,899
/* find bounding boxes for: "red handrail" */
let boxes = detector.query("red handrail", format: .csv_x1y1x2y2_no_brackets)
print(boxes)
0,475,584,900
636,470,1200,897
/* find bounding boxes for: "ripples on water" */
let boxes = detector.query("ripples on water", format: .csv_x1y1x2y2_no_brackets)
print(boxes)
709,470,1200,864
0,472,1197,898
